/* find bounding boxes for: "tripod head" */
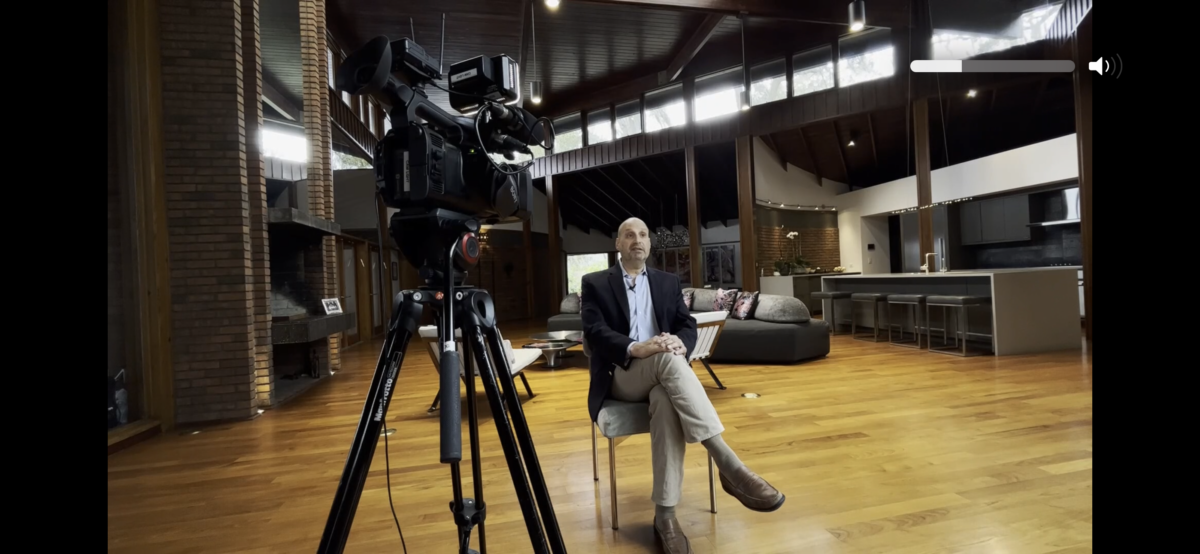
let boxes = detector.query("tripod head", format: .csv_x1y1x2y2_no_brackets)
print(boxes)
390,208,482,288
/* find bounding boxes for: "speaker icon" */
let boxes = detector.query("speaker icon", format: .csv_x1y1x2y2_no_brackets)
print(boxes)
1087,54,1122,78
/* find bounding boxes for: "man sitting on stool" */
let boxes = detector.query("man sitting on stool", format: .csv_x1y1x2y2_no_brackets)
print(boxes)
581,217,784,554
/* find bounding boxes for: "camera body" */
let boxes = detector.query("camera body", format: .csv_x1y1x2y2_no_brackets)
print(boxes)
335,36,543,225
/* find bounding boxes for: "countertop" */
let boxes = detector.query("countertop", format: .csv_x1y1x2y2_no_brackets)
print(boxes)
764,272,860,278
821,267,1079,279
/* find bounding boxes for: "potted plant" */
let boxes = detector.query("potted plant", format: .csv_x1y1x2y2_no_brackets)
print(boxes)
774,258,791,276
791,255,810,274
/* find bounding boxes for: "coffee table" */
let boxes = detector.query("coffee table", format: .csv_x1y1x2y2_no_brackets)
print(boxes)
525,331,583,368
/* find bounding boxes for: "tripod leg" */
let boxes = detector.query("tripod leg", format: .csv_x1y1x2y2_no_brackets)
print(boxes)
474,309,567,553
318,292,423,554
464,324,550,553
460,332,488,554
428,389,441,412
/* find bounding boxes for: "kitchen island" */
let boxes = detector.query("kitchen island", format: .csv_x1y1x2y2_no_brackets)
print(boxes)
819,267,1080,355
760,272,861,314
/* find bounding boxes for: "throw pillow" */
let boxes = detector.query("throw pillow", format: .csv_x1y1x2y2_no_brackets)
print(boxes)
560,292,581,314
690,288,717,312
730,291,759,320
682,289,695,310
753,294,811,323
713,288,739,313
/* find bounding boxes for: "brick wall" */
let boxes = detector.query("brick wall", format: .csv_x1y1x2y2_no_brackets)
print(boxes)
755,226,841,275
160,0,258,423
241,0,273,407
300,0,340,371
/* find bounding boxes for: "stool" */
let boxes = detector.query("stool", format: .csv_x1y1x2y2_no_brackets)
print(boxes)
812,291,853,335
925,295,993,357
886,294,926,349
850,293,891,342
592,400,716,530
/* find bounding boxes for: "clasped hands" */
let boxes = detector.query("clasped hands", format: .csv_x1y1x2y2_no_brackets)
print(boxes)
630,333,686,359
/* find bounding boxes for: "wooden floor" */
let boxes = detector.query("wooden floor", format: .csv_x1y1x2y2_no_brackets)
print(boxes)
107,320,1093,553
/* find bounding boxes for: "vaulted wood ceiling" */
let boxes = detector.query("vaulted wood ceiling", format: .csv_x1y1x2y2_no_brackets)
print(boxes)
536,141,739,236
758,73,1076,189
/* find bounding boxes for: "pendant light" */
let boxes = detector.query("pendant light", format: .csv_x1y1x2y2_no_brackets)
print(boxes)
529,2,542,104
849,1,866,32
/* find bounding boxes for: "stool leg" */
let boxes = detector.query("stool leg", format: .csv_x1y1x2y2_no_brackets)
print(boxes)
960,305,968,356
851,301,858,338
708,455,717,514
873,301,880,341
925,303,931,349
591,424,598,482
609,437,618,530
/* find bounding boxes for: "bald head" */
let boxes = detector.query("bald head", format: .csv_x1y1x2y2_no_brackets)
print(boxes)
618,217,648,238
616,217,651,269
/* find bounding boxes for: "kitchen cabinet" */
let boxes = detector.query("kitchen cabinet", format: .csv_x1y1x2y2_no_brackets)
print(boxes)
1003,195,1031,241
960,201,982,244
960,194,1031,245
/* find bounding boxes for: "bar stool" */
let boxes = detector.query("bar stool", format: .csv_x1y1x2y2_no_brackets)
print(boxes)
926,295,993,357
812,291,852,335
886,294,926,349
850,292,891,342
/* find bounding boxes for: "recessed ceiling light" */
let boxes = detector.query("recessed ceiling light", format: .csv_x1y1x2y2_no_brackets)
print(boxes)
545,0,560,8
967,89,977,97
848,140,856,147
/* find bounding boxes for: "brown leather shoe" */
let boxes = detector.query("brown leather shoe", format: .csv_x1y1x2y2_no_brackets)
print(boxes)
653,516,694,554
719,466,785,512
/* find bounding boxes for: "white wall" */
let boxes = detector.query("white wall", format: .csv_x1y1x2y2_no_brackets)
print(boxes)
563,225,615,253
701,220,740,244
834,176,918,273
931,134,1078,203
753,137,848,205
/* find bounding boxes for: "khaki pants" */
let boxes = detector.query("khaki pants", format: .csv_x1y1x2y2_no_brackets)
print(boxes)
610,352,724,506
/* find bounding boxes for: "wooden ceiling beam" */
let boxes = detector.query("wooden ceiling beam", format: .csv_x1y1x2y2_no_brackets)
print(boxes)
660,14,725,85
761,133,786,171
831,122,851,186
797,128,821,186
573,0,910,28
581,170,650,218
867,113,879,168
578,170,637,220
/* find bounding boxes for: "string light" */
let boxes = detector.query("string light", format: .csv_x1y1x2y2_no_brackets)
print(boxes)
889,197,975,215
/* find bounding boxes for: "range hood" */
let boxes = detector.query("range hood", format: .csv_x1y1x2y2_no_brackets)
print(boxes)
1028,187,1081,227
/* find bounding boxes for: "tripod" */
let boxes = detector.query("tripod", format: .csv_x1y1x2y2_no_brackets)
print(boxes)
317,213,567,554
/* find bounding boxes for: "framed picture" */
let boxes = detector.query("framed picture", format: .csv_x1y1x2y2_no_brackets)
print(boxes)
322,298,343,315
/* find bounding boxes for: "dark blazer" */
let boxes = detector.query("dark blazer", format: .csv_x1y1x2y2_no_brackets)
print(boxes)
581,264,697,423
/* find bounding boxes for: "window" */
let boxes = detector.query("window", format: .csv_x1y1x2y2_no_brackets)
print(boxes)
552,113,583,153
567,253,610,295
750,58,787,106
261,128,307,163
792,46,834,96
327,47,336,88
587,107,613,145
644,84,686,132
932,3,1062,59
614,100,641,139
694,67,745,121
838,28,894,87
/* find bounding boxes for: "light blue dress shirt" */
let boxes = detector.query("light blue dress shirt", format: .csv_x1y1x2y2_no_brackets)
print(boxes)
623,267,659,361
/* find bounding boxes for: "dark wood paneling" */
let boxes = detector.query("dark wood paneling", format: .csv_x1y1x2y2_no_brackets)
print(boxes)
545,174,562,310
735,136,757,289
913,99,934,260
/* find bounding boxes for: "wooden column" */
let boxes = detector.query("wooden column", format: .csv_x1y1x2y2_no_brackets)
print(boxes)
523,219,535,318
1072,12,1093,342
110,0,174,430
684,146,702,288
913,99,935,259
735,136,758,290
546,174,562,310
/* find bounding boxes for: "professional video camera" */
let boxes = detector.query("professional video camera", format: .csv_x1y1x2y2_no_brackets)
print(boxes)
319,19,566,554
